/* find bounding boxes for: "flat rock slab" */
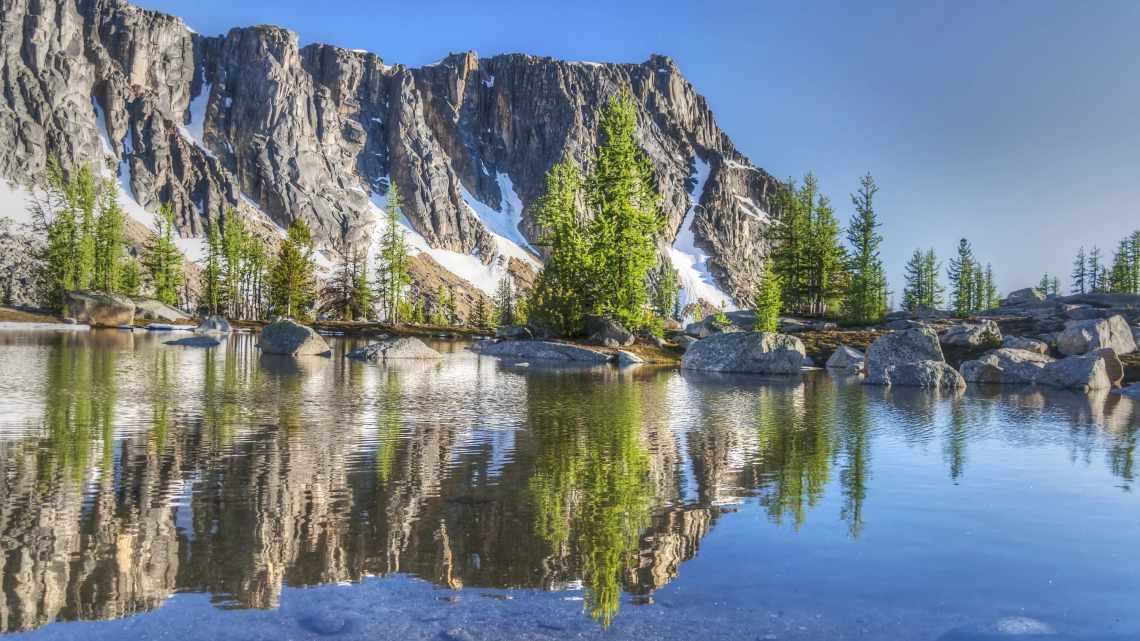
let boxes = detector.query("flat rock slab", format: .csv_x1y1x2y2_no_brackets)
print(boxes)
473,340,611,364
165,335,222,348
680,331,805,374
347,337,441,361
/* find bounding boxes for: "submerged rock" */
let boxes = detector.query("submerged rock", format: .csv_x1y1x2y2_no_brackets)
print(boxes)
615,350,644,366
865,327,945,385
64,290,135,327
1057,315,1136,356
347,337,441,361
473,340,611,364
164,335,222,348
495,324,532,340
680,332,805,374
825,345,865,370
258,319,332,356
882,360,965,390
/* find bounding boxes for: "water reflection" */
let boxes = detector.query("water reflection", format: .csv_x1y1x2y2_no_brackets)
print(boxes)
0,331,1137,634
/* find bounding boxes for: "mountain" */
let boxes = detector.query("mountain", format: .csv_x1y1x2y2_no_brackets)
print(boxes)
0,0,780,313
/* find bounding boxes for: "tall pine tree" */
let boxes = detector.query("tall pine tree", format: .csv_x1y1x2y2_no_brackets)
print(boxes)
269,216,316,318
842,173,887,324
947,238,975,318
528,155,591,335
376,183,412,324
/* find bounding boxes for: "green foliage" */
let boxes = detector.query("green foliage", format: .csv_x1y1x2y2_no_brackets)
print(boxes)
842,173,887,324
947,238,976,317
1106,231,1140,294
770,173,848,317
119,257,142,296
93,190,125,293
653,263,679,320
472,294,490,330
527,156,591,334
375,183,412,324
754,257,782,332
494,276,515,327
1071,246,1087,294
142,203,185,307
202,221,224,314
902,248,943,311
430,285,448,326
321,227,371,321
269,216,316,318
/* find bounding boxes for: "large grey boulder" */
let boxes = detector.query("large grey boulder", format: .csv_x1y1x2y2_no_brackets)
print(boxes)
258,319,332,356
64,290,135,327
1095,348,1124,387
865,327,945,385
825,345,865,370
584,315,634,347
882,360,965,391
1057,315,1136,356
960,348,1054,384
195,315,232,335
473,340,611,364
680,332,806,374
1001,287,1046,306
939,320,1002,348
676,335,698,351
1001,335,1049,355
347,337,441,361
1037,352,1112,391
133,297,191,322
165,335,222,348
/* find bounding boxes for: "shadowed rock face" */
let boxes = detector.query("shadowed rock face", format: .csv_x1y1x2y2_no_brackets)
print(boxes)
0,0,779,303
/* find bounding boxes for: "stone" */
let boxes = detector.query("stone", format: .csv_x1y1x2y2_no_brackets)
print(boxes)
1114,382,1140,399
882,360,965,391
1001,335,1049,354
1001,287,1046,306
939,320,1002,348
195,315,232,335
1057,315,1137,356
960,348,1054,385
472,340,611,364
884,319,927,331
1036,352,1112,391
258,319,332,356
615,350,644,366
346,337,441,361
164,335,222,348
63,290,135,327
133,297,191,322
584,315,634,347
676,335,698,351
825,345,865,370
864,327,945,385
1095,348,1124,387
495,324,532,340
1064,305,1102,320
680,332,806,374
684,314,742,339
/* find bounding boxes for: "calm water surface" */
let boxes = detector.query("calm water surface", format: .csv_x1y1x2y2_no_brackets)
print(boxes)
0,329,1137,640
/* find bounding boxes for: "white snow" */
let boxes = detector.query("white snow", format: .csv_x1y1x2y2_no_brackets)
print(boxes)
458,173,540,266
178,82,215,158
733,194,769,223
667,157,735,313
0,178,36,228
350,48,368,54
483,74,495,88
723,159,758,172
572,61,603,67
223,96,233,109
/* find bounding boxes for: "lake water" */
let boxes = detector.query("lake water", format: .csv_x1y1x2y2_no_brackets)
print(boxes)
0,329,1137,641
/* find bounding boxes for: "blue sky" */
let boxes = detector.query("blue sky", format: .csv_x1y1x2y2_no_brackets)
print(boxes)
138,0,1140,298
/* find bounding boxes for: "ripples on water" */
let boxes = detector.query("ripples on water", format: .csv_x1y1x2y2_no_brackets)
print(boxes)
0,330,1137,640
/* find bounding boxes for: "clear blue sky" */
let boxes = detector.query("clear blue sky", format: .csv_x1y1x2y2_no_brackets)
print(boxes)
138,0,1140,298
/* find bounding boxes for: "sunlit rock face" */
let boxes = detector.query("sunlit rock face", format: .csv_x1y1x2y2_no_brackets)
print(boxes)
0,0,779,306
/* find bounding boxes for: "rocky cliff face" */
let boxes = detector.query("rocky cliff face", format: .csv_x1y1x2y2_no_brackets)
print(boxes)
0,0,779,308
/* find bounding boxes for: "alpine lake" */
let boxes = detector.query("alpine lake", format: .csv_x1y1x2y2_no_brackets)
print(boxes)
0,328,1137,641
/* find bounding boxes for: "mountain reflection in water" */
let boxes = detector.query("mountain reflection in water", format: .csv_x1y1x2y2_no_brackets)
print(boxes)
0,330,1136,637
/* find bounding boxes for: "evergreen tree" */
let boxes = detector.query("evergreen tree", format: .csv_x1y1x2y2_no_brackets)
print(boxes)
901,248,943,311
947,238,976,318
528,155,592,334
72,168,99,291
654,263,679,321
473,295,489,330
445,285,458,325
93,189,125,293
806,195,848,316
376,183,412,324
1050,276,1060,297
269,216,316,318
754,257,782,332
353,249,371,320
842,173,887,324
1071,246,1087,294
221,211,244,317
142,203,185,307
494,276,515,327
202,221,224,314
983,263,998,310
430,285,448,326
1038,273,1051,294
1088,246,1105,292
771,176,812,313
120,257,142,297
584,89,662,328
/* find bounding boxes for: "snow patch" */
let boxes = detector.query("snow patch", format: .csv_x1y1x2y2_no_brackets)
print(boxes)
722,159,758,172
733,194,769,223
458,173,540,268
483,74,495,88
178,82,215,158
668,157,734,312
0,178,36,228
572,61,603,67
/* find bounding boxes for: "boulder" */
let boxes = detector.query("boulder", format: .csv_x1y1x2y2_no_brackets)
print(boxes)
258,319,332,356
1057,315,1136,356
684,314,741,339
473,340,611,364
164,335,222,348
939,320,1002,348
865,327,945,385
825,345,865,370
1114,382,1140,399
64,290,135,327
347,337,441,361
584,315,634,347
676,335,698,351
960,348,1054,384
495,324,532,340
133,297,191,322
1037,352,1112,391
195,315,232,335
1001,335,1049,355
1001,287,1046,306
1133,325,1140,345
680,332,806,374
615,350,644,366
882,360,965,391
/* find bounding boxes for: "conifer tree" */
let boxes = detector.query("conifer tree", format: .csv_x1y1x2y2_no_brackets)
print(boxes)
202,221,224,314
376,183,412,324
654,264,679,321
1050,276,1060,297
1088,246,1105,292
584,89,662,328
806,195,847,316
221,211,244,317
842,173,887,324
72,168,99,291
947,238,976,317
528,155,591,334
1038,274,1051,294
982,263,998,309
754,257,782,332
473,295,489,330
353,249,371,320
142,203,185,307
430,285,448,326
494,276,515,326
1071,246,1087,294
119,257,142,296
93,189,125,293
445,285,458,325
268,216,316,318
